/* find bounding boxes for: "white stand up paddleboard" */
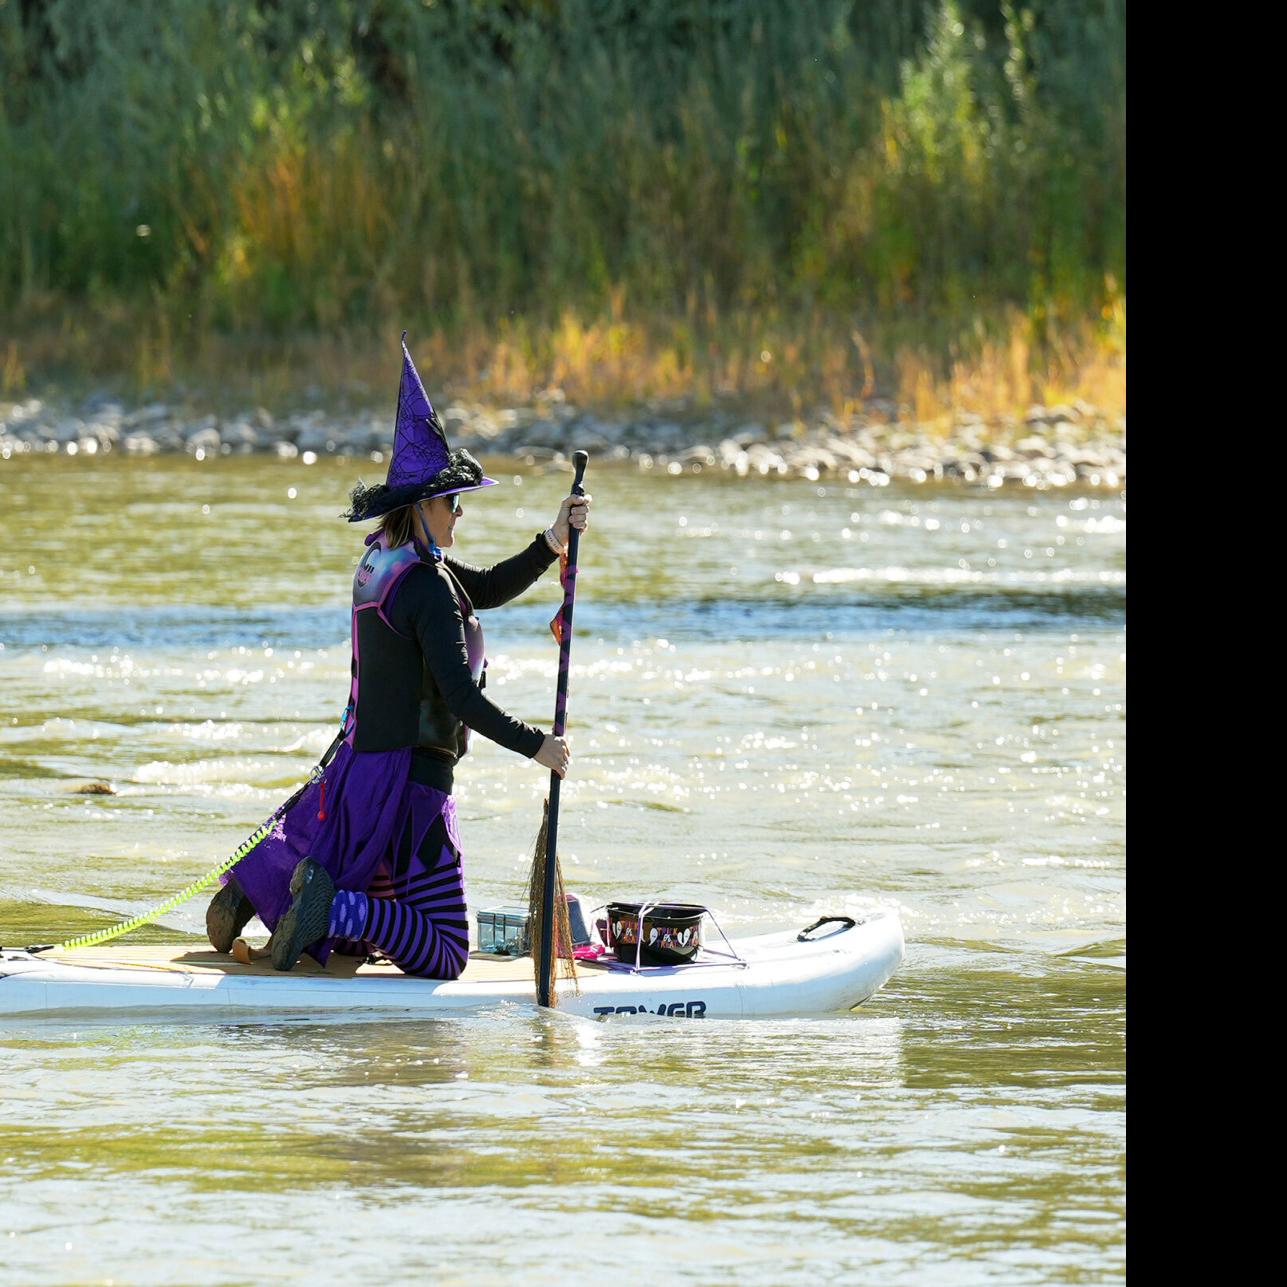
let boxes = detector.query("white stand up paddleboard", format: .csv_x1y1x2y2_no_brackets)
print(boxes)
0,911,903,1021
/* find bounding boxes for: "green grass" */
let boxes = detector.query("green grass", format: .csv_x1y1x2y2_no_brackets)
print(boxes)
0,0,1125,417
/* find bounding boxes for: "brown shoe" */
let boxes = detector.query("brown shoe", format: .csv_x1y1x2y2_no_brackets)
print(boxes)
206,875,255,953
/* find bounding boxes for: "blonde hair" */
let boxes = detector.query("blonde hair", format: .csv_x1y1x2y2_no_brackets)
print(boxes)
379,505,416,548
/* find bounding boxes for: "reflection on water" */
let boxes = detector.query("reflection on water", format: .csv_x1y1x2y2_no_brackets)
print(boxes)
0,454,1124,1282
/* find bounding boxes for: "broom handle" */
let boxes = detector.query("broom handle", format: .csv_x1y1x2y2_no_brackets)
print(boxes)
538,449,589,1007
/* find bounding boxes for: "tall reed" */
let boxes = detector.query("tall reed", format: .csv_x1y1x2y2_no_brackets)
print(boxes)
0,0,1125,409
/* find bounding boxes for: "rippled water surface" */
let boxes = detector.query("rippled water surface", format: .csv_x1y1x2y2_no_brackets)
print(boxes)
0,454,1125,1284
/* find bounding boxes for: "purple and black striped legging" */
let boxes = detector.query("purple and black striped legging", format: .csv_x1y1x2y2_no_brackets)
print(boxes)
327,809,470,980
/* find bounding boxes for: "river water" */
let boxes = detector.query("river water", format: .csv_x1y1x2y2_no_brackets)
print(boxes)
0,453,1125,1284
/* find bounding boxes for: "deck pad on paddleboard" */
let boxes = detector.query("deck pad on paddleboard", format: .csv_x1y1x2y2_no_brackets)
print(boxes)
39,945,547,982
0,911,904,1021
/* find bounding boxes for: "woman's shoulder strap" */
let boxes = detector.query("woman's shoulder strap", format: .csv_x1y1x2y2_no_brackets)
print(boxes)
353,538,429,610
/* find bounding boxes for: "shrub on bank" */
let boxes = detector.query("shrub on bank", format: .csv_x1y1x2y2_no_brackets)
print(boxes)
0,0,1124,410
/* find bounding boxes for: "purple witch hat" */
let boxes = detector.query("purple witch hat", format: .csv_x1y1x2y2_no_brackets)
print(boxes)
345,332,497,522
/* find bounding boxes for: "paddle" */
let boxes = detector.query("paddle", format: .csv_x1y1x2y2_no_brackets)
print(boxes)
531,449,589,1007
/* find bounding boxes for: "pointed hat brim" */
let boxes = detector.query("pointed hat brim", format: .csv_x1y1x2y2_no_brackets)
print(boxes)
345,449,498,522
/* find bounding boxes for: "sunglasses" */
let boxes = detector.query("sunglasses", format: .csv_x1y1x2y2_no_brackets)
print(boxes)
441,493,463,515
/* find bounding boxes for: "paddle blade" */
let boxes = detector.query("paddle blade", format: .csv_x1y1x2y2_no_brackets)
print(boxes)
527,797,578,1005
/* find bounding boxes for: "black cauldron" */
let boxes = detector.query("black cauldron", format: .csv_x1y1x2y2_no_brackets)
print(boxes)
606,902,705,965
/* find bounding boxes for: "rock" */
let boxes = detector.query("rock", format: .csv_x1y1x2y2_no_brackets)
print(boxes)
185,426,221,454
746,443,787,475
84,419,121,445
221,419,260,450
151,426,185,451
478,426,516,454
322,423,371,455
1015,435,1056,458
615,421,656,448
295,425,336,454
466,412,498,440
516,419,565,450
123,403,171,429
123,432,160,455
592,419,630,445
36,420,80,444
567,427,615,451
1,397,42,428
895,453,937,475
181,414,217,441
1070,450,1106,469
730,423,766,447
649,421,686,446
679,445,716,466
793,446,838,473
274,441,299,458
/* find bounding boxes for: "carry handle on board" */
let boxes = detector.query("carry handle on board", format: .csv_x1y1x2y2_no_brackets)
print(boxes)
797,915,858,942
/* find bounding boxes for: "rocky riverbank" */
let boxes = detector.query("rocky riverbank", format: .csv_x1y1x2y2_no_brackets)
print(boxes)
0,393,1124,489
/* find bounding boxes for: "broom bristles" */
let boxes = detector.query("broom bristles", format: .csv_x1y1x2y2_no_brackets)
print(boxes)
528,797,578,1005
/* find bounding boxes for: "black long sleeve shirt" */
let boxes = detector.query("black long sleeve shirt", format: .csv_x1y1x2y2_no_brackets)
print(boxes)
387,533,559,761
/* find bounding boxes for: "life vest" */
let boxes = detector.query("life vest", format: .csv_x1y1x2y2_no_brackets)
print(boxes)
346,533,485,758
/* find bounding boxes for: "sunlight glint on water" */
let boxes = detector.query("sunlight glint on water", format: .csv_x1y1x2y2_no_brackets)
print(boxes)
0,454,1124,1283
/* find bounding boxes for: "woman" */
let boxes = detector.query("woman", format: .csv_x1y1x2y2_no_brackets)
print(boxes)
204,334,589,978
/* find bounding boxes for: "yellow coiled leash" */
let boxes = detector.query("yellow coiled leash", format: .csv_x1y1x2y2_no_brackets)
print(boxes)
31,725,346,955
50,816,282,952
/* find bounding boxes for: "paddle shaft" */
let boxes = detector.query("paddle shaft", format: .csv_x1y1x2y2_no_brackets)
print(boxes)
538,450,588,1006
